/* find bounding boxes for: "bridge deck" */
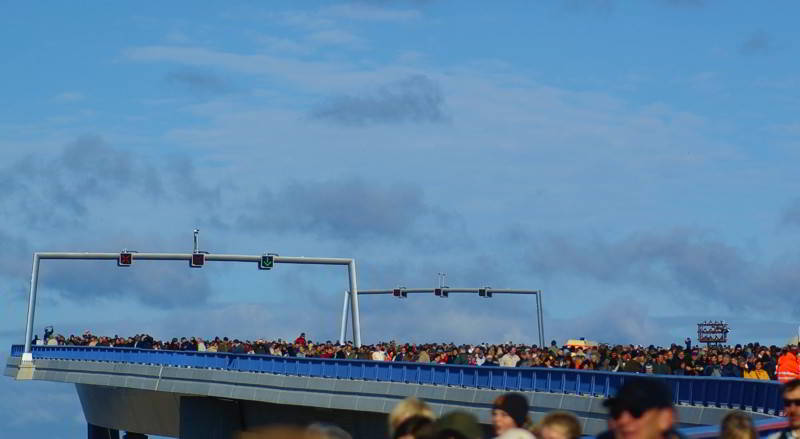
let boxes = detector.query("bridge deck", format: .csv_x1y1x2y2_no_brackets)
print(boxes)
5,346,785,437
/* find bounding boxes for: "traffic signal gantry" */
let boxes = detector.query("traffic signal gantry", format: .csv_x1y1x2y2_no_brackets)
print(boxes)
340,286,545,348
20,248,364,363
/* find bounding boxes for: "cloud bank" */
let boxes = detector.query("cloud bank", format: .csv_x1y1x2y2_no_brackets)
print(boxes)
311,75,447,125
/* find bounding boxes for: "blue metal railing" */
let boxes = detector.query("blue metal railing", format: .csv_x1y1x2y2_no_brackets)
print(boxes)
9,345,784,415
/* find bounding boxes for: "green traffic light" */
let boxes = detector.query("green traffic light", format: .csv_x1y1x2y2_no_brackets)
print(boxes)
260,255,274,270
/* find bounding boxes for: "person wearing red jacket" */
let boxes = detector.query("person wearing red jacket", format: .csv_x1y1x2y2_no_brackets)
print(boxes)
777,345,799,383
294,332,307,346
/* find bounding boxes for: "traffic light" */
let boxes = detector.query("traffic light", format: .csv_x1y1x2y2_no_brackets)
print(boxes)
259,254,274,270
118,252,132,267
393,288,407,298
434,288,448,298
191,252,205,267
478,288,492,298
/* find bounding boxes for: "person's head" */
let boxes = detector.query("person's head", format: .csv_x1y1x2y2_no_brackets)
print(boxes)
722,355,731,365
392,415,434,439
492,393,529,435
536,411,582,439
306,423,352,439
389,397,435,437
431,411,482,439
783,379,800,432
719,411,757,439
604,378,675,439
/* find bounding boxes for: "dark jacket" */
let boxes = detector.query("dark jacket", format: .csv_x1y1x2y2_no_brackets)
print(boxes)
653,363,671,375
721,363,741,378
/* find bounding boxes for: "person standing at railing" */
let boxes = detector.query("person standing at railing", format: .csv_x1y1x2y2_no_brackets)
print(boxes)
721,355,742,378
767,379,800,439
373,345,387,361
653,352,671,376
499,347,521,368
777,346,800,384
761,349,778,380
417,348,430,363
743,361,770,380
669,351,686,376
623,351,644,373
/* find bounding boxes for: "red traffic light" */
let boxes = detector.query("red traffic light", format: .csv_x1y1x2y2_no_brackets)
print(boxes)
191,253,205,267
118,252,132,267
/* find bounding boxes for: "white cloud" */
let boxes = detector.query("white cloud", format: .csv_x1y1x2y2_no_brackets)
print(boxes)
308,29,364,48
255,35,311,54
53,92,85,102
322,4,421,22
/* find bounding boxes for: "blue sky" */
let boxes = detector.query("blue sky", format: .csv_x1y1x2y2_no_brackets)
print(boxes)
2,1,800,436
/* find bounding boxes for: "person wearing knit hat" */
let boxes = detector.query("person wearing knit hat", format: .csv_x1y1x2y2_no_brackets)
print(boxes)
492,393,534,438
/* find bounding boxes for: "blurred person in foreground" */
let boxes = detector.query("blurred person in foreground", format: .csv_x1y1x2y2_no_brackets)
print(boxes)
534,412,581,439
598,377,684,439
768,379,800,439
389,397,436,439
492,393,535,438
422,411,482,439
307,423,352,439
237,426,322,439
719,411,757,439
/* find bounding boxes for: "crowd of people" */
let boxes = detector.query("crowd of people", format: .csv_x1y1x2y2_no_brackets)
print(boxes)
30,329,800,439
35,329,800,382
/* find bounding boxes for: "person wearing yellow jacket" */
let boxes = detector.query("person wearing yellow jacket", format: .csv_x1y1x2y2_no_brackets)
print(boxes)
744,360,771,380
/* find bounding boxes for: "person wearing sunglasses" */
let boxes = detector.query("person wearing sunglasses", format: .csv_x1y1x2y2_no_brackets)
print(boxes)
597,378,684,439
768,379,800,439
